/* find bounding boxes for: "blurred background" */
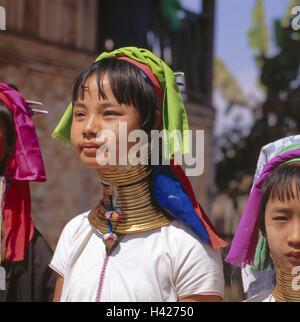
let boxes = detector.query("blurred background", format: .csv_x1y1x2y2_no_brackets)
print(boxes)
0,0,299,302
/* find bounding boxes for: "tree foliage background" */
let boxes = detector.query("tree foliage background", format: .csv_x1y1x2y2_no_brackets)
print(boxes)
215,0,300,197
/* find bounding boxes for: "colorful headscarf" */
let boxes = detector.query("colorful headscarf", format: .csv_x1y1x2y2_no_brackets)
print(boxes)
0,82,46,262
251,142,300,272
51,47,226,249
242,135,300,296
52,47,189,160
225,143,300,267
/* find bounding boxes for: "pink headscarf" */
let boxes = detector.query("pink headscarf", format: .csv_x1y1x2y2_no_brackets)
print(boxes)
0,82,46,262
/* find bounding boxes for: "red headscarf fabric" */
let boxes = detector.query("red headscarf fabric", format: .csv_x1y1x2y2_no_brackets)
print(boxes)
117,56,164,110
0,83,46,262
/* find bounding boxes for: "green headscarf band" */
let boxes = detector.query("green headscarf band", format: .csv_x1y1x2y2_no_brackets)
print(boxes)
251,235,273,271
251,143,300,271
278,143,300,165
51,47,190,159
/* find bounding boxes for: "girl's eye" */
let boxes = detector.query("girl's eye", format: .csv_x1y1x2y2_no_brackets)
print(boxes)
103,111,119,117
274,216,288,221
74,112,85,118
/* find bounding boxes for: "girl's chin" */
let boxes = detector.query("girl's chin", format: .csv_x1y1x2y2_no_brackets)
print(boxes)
277,261,298,273
80,158,124,170
79,156,100,169
80,152,110,168
82,162,100,169
81,160,133,172
79,153,133,170
287,258,300,269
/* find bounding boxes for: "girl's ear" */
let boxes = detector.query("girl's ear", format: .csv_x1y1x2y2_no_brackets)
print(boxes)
152,110,162,131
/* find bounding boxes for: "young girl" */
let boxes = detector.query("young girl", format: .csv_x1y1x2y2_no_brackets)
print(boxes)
50,47,226,302
226,140,300,302
0,82,56,301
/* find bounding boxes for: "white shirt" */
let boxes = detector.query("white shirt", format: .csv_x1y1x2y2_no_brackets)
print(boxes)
50,211,224,302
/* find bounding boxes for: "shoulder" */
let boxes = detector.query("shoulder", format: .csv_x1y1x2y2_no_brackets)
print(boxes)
161,220,223,266
56,210,93,247
161,220,224,299
61,210,91,235
162,220,221,251
50,210,93,276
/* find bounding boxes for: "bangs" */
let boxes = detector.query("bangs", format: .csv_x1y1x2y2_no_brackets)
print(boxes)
72,58,158,132
259,162,300,233
262,162,300,203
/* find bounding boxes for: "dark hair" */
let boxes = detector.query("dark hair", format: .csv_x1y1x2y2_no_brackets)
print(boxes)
0,100,16,175
259,161,300,233
7,84,19,91
72,58,159,133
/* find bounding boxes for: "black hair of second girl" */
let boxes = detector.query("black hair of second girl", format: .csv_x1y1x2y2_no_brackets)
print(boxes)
72,58,158,133
259,161,300,234
0,100,16,175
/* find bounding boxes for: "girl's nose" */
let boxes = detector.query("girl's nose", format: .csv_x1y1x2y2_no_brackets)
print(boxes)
287,220,300,248
83,115,100,138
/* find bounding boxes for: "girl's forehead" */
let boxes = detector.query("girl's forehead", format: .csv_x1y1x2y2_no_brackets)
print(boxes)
86,72,109,86
267,186,300,209
266,172,300,199
81,74,111,97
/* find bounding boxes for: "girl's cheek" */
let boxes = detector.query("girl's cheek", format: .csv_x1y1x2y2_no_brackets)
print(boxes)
266,226,279,243
102,119,118,131
70,126,82,154
266,225,283,256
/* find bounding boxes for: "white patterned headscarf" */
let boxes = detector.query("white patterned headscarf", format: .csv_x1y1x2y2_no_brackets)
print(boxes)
242,135,300,297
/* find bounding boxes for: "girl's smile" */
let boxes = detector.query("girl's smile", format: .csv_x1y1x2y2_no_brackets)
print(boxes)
80,141,101,156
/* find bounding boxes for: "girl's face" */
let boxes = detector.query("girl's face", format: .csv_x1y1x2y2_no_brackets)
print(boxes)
70,73,142,169
264,183,300,272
